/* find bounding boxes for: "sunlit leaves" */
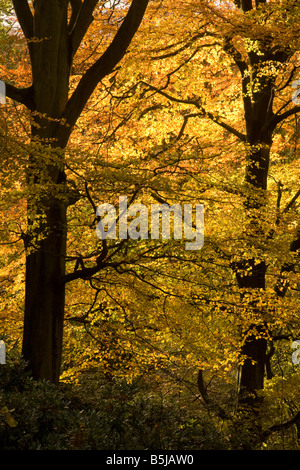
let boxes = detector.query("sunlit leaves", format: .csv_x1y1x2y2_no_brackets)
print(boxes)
0,2,300,428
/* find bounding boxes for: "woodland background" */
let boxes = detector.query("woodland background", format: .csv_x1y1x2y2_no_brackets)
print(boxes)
0,0,300,450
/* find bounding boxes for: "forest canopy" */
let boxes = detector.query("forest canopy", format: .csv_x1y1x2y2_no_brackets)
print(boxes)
0,0,300,451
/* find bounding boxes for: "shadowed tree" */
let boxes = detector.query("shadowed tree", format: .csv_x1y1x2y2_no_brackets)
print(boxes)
1,0,149,384
138,1,300,442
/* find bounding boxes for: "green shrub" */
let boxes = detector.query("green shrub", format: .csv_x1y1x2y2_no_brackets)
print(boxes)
0,361,79,449
0,361,227,450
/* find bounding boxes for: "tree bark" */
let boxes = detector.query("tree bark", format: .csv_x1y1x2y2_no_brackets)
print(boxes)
22,201,68,383
234,260,267,404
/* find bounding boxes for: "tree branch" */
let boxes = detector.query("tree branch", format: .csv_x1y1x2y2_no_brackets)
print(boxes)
141,83,246,142
197,370,229,420
2,82,34,109
58,0,149,145
274,186,300,297
12,0,33,38
283,187,300,214
62,245,108,284
234,0,253,11
151,30,218,60
271,106,300,128
69,0,99,59
262,410,300,441
222,36,248,75
199,109,246,141
68,0,83,34
12,0,33,56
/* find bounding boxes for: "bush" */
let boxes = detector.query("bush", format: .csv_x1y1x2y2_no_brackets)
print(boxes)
0,361,80,449
0,361,227,450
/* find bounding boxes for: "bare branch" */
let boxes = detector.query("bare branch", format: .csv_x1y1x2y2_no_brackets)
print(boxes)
63,246,108,284
262,410,300,441
68,0,83,33
69,0,99,59
58,0,149,146
271,106,300,128
151,30,218,60
283,187,300,214
222,36,248,75
12,0,33,56
2,82,34,109
197,370,229,420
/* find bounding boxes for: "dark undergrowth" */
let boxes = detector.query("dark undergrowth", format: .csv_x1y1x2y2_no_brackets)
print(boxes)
0,360,299,450
0,360,227,450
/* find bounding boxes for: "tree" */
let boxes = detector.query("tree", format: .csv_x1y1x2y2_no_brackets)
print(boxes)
1,0,300,449
116,0,300,441
210,0,300,408
0,0,149,384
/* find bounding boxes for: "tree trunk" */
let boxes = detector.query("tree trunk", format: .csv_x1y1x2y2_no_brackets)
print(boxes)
14,0,150,385
22,201,67,384
236,66,274,405
21,1,70,384
235,259,267,404
234,132,271,446
221,16,294,443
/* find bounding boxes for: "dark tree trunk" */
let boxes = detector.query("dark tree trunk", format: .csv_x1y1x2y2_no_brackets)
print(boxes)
234,259,267,404
21,1,70,384
4,0,150,385
237,96,273,405
219,2,300,448
22,202,67,383
225,37,288,406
